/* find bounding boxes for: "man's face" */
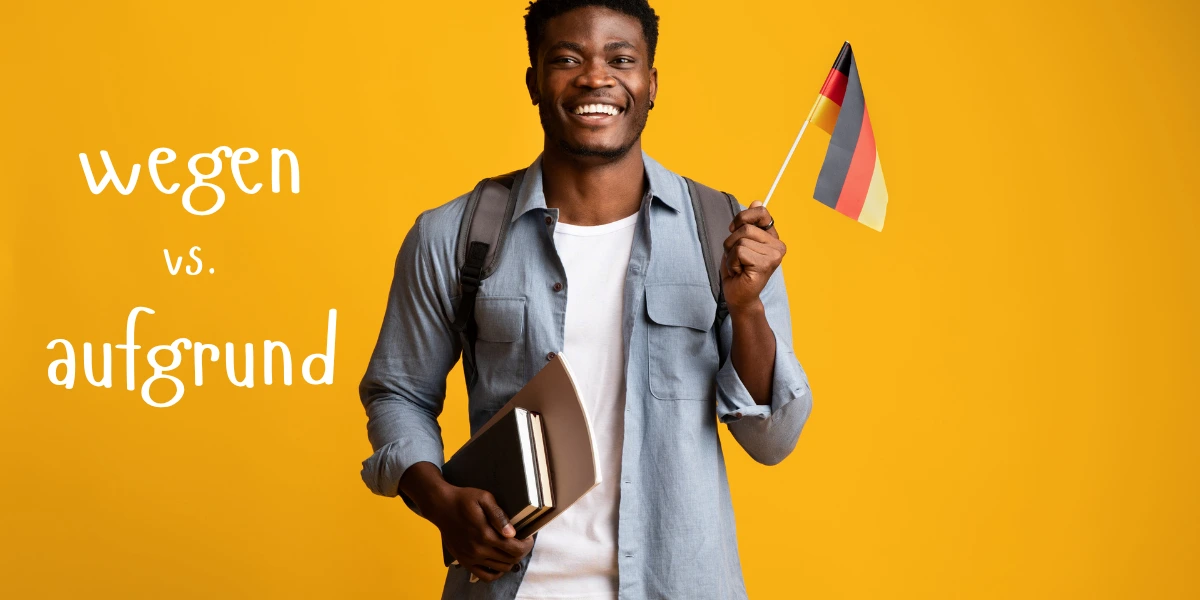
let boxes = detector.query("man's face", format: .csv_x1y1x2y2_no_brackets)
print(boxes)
527,6,657,161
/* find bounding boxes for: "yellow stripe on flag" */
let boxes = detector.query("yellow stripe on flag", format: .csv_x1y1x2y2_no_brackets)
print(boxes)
857,152,888,231
809,94,842,134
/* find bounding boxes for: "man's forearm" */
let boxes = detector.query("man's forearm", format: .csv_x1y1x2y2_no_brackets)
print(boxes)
729,299,776,405
399,461,453,518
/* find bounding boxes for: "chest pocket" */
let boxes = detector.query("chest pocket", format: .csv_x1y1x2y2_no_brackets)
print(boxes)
471,296,527,398
645,283,719,400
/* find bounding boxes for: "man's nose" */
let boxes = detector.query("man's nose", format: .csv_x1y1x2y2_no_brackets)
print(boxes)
574,58,616,89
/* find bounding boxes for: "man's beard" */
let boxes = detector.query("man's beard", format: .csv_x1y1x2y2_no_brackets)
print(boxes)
539,101,650,160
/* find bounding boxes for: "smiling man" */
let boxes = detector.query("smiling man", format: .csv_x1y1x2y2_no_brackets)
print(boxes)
358,1,814,599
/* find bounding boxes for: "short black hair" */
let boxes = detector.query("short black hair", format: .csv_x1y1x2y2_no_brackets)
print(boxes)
524,0,660,67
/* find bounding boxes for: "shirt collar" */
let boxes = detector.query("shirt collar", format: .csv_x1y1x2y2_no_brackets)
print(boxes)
510,149,686,223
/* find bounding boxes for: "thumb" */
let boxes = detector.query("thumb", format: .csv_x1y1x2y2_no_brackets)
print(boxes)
749,200,763,208
479,493,516,538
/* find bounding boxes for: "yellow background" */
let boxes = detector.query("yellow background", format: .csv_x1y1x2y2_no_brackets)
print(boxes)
2,0,1197,597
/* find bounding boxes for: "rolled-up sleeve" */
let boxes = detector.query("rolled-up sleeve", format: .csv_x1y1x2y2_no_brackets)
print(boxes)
359,212,461,512
715,265,814,466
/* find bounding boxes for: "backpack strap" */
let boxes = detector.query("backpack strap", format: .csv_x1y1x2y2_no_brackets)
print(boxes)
451,169,526,336
684,177,742,329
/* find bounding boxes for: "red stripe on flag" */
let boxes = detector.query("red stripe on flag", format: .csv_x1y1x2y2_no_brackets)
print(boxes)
834,108,877,220
819,69,848,106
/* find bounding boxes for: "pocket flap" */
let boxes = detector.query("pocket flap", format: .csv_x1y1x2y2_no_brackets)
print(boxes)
474,296,526,342
645,283,716,332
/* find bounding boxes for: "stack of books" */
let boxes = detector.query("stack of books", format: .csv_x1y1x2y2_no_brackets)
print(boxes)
441,407,554,532
438,353,601,568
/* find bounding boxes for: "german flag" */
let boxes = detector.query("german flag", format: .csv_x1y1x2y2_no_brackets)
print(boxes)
809,42,888,231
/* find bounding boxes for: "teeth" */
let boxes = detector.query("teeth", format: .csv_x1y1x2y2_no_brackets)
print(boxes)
574,103,621,116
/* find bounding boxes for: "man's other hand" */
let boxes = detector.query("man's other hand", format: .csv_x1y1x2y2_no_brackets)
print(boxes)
400,462,534,583
426,484,534,582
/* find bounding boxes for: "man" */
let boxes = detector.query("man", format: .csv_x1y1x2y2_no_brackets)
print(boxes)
358,1,813,598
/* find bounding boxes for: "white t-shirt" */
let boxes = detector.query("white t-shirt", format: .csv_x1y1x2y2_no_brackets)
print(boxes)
515,210,638,600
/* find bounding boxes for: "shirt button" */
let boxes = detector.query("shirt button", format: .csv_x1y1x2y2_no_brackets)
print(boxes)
511,564,522,573
552,282,563,292
545,216,553,225
546,352,555,362
734,412,743,419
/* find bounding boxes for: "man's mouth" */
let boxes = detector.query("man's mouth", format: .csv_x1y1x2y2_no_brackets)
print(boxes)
571,103,624,119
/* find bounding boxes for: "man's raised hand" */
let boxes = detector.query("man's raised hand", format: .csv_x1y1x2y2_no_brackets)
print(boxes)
721,200,786,313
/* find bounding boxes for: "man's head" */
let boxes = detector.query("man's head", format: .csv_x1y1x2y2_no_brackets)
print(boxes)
524,0,660,161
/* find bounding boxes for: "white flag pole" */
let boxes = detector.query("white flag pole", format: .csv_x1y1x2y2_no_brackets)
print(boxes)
762,118,811,207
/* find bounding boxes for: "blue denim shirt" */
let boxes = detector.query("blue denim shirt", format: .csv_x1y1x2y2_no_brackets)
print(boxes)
359,151,814,600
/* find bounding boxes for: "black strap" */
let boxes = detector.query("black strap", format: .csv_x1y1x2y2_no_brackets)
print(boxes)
450,240,489,333
684,177,741,329
452,170,525,376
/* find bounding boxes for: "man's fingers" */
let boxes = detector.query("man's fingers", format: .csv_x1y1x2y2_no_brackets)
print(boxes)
733,238,775,260
472,538,515,564
725,239,779,279
725,249,748,277
475,556,516,573
477,493,516,538
724,235,783,275
457,540,515,581
481,527,529,560
733,244,769,270
729,202,779,238
723,222,775,253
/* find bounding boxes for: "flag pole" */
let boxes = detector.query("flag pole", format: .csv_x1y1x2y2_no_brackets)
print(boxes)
762,118,810,207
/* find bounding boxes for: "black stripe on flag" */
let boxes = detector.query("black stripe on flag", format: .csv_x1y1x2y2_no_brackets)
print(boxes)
814,52,865,208
832,42,852,76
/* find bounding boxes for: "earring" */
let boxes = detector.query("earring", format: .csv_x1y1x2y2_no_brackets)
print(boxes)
649,100,655,110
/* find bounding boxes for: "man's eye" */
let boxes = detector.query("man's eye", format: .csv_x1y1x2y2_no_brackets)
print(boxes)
553,57,578,64
611,57,634,65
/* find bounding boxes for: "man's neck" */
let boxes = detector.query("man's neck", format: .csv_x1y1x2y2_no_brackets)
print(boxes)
541,140,646,226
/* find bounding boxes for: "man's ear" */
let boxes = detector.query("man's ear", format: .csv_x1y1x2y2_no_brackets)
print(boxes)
526,66,539,105
649,66,658,107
